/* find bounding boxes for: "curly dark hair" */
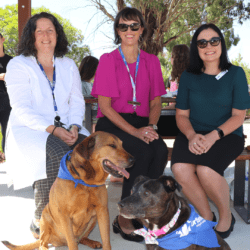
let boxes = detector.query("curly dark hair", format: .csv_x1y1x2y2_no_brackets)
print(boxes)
187,23,231,74
79,56,99,81
171,44,190,82
114,7,147,45
17,12,68,57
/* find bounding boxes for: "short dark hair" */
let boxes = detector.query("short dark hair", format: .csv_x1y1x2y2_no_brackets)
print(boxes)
17,12,68,57
187,23,231,74
171,44,190,82
79,56,99,81
0,33,5,53
114,7,147,45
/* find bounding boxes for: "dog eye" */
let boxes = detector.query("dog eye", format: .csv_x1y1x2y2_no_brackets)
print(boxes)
109,144,117,149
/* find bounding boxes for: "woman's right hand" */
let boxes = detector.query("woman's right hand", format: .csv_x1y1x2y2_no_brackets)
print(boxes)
133,126,159,144
53,127,76,146
188,133,206,155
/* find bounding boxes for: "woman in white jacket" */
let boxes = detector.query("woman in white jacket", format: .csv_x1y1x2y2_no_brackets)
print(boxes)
5,12,90,238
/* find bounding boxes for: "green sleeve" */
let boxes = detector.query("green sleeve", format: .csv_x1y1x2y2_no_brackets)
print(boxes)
232,67,250,110
175,71,190,110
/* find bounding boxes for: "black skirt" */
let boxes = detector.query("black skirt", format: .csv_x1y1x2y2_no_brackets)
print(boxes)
171,131,245,176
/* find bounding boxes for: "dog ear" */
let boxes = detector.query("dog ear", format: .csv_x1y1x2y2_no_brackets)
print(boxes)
134,175,150,186
159,175,182,193
75,135,96,160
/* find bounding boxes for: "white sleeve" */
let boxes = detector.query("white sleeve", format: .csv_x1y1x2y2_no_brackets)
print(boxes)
5,57,51,131
68,59,85,126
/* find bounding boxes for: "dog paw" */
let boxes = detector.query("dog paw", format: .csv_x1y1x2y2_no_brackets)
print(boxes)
79,238,102,249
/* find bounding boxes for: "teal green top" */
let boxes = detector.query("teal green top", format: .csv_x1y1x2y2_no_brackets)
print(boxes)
176,65,250,137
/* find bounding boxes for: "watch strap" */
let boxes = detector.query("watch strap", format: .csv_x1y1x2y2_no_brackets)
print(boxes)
215,128,224,138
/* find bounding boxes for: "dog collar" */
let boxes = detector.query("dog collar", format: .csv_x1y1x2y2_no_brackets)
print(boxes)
149,201,181,237
58,150,103,188
134,201,181,244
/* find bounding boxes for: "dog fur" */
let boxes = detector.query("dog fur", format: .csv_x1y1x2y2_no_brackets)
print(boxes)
2,131,134,250
118,175,231,250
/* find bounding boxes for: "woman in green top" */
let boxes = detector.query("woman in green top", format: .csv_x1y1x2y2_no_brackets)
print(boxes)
171,23,250,239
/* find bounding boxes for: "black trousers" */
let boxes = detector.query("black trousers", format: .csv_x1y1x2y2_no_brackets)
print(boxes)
33,133,87,219
95,113,169,200
0,93,11,153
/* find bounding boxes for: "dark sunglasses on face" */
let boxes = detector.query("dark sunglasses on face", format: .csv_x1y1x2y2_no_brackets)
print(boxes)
197,37,221,49
117,23,141,32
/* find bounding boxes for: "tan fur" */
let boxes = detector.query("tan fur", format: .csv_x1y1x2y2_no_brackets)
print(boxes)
2,131,133,250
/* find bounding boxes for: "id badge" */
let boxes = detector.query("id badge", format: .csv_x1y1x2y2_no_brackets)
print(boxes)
128,101,141,106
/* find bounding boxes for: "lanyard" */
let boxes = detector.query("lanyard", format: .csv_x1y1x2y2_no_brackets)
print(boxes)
118,46,140,109
37,57,58,113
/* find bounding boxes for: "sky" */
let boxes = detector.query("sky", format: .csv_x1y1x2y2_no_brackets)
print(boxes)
1,0,250,66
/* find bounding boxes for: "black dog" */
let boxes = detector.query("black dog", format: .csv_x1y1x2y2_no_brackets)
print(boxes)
118,175,231,250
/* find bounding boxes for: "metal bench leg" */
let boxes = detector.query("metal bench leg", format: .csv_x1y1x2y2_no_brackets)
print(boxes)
234,160,250,224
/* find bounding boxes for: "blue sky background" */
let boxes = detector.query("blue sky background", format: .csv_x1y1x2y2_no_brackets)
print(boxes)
1,0,250,65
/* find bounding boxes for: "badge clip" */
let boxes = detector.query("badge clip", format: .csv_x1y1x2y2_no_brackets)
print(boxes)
128,101,141,106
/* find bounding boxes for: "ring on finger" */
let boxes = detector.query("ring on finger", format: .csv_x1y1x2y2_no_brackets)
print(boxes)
193,142,197,145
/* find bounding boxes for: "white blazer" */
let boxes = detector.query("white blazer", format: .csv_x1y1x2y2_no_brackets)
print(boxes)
5,55,90,190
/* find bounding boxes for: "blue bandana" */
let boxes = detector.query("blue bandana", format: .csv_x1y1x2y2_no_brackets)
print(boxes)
58,150,103,188
135,205,220,249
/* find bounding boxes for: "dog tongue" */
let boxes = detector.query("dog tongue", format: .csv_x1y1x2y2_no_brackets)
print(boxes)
110,164,130,179
117,167,130,179
105,160,130,179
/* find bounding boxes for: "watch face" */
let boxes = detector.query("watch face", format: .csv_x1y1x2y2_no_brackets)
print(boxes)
153,125,158,130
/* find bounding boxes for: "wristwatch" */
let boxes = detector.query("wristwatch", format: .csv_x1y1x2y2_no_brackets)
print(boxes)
148,124,158,131
215,128,224,139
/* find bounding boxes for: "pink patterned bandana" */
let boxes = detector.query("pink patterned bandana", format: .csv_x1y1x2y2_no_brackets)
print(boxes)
134,201,181,245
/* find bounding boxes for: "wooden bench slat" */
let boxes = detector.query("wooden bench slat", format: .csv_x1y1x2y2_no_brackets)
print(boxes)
235,149,250,161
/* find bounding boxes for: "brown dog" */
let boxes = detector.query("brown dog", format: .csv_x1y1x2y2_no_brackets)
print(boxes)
118,175,231,250
2,131,134,250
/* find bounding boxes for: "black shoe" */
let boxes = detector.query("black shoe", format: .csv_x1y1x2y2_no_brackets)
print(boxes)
113,216,144,242
131,219,143,230
212,212,217,222
214,213,235,239
30,220,40,239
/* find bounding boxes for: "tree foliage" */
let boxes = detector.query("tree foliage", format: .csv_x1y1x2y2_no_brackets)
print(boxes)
0,4,90,65
87,0,250,55
232,53,250,85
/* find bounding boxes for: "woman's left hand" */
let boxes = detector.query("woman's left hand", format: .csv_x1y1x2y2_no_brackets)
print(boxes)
67,126,79,146
202,130,220,153
143,126,159,143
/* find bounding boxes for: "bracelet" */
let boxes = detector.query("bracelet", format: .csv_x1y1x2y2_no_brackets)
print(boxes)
51,126,57,135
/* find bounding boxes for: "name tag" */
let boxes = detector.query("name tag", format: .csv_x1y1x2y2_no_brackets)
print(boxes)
215,70,228,80
128,101,141,106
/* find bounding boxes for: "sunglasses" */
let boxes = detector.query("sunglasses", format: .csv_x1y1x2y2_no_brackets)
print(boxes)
197,37,221,48
117,23,141,32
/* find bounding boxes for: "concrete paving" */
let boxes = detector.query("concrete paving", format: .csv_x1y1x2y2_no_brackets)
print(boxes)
0,122,250,250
